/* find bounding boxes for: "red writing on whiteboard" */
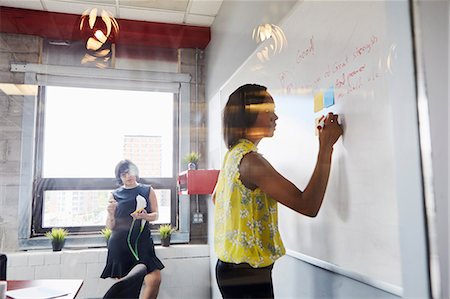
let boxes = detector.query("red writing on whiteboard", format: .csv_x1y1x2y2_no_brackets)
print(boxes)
335,64,366,88
335,73,345,88
347,64,366,85
296,36,315,63
324,56,350,78
313,75,322,85
279,71,295,93
353,35,378,59
335,64,367,98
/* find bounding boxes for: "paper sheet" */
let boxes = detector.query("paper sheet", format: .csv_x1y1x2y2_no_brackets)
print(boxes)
6,286,69,299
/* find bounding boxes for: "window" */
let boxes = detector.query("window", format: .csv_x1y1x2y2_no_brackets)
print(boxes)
13,62,191,248
32,86,178,235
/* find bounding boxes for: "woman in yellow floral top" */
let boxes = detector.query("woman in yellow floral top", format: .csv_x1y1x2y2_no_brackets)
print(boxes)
213,84,343,298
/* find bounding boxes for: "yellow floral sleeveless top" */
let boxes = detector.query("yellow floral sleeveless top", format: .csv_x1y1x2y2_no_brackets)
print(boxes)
214,139,285,267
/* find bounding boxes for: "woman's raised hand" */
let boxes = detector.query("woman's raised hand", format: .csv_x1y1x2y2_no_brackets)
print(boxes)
319,112,343,150
107,198,117,216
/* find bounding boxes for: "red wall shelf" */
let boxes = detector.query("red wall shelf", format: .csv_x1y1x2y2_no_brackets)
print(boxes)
177,170,219,195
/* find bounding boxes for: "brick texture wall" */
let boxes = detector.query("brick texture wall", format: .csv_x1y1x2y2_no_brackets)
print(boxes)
0,33,42,252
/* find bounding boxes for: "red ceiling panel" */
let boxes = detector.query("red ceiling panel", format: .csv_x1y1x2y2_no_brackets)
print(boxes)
0,6,211,50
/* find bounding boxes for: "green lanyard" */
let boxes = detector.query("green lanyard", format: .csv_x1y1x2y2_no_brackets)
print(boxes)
127,218,145,261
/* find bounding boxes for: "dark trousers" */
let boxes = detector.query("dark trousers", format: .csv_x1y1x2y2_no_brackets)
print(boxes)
0,254,6,280
215,259,274,299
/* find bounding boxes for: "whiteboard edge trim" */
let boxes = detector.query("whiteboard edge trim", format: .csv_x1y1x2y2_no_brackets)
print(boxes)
285,249,403,297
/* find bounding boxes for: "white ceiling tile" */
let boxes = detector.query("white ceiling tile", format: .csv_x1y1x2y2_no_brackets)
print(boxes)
119,0,189,11
188,0,223,16
1,0,218,27
185,13,214,26
55,0,116,4
0,0,45,10
119,7,185,24
44,0,118,16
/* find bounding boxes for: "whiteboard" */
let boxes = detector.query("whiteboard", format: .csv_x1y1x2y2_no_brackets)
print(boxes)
219,1,418,290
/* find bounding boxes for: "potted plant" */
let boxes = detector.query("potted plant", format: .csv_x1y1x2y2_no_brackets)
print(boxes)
45,228,68,251
159,224,175,247
101,227,112,245
183,151,201,170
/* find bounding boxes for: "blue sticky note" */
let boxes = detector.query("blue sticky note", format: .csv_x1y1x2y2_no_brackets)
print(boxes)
324,86,335,108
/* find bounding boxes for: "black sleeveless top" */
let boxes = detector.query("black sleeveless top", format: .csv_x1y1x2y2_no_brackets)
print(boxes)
101,184,164,278
112,184,152,231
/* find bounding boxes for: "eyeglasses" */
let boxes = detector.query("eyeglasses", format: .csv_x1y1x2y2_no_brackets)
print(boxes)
120,168,138,178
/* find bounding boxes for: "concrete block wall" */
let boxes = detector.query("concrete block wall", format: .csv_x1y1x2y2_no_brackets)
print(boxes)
6,245,211,299
0,33,41,252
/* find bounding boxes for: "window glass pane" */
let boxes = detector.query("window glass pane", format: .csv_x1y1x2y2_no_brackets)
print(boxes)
42,86,174,178
152,189,171,224
42,190,110,227
42,189,171,227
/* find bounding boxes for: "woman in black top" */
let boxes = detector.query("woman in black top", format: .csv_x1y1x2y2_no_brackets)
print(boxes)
101,160,164,299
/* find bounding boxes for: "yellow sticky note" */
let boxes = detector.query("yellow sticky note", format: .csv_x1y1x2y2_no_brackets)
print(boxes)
314,91,324,112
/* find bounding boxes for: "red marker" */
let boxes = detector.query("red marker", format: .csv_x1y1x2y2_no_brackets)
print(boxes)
317,115,326,129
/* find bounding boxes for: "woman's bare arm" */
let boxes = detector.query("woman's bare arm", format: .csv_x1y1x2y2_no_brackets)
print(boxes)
106,193,117,229
240,113,342,217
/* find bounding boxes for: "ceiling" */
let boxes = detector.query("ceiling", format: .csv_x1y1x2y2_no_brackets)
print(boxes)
0,0,219,49
0,0,223,26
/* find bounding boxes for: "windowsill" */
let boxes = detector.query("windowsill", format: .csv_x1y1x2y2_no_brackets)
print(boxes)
18,231,190,251
7,244,210,260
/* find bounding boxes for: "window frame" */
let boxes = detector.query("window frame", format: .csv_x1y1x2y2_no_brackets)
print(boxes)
31,87,179,235
14,63,192,249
